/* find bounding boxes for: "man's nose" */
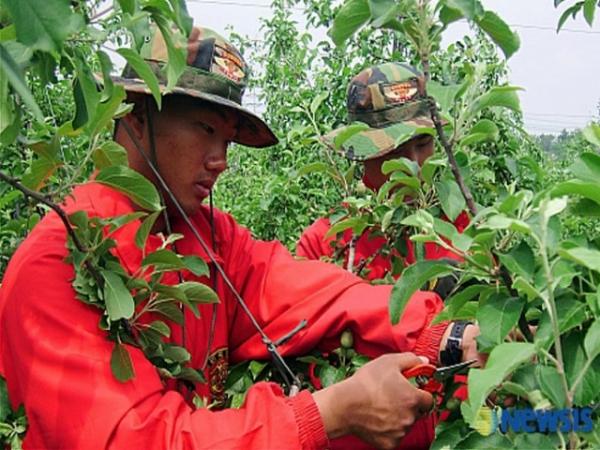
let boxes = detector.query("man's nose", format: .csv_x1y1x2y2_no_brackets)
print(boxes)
205,147,228,173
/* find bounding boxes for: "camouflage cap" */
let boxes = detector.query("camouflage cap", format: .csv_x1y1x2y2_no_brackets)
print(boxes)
112,26,278,148
323,62,434,161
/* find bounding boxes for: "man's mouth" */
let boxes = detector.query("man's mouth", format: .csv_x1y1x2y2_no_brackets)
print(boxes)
194,180,214,198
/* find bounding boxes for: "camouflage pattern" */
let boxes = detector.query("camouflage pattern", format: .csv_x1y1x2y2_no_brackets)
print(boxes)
323,62,435,161
112,26,278,148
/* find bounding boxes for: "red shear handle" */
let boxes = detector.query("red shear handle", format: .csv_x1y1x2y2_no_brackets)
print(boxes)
402,363,443,394
402,363,436,379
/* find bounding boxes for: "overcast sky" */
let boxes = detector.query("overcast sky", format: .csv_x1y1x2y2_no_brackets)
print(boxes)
185,0,600,134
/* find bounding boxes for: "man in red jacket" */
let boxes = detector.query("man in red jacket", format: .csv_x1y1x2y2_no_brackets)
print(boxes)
297,63,469,282
0,28,480,450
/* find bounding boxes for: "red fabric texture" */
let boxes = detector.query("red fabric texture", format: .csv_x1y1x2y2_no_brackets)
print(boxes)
296,211,470,281
0,183,448,450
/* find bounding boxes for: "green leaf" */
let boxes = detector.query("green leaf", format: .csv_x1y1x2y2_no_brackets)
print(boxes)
0,377,10,422
463,342,535,425
401,210,435,232
134,211,161,250
470,86,522,116
154,302,184,325
390,260,455,324
325,217,369,238
552,180,600,206
571,152,600,182
460,119,499,147
501,380,530,398
181,255,209,277
117,48,162,109
179,281,219,304
420,157,446,186
484,214,532,234
178,367,206,384
582,123,600,147
0,75,15,135
310,92,328,115
444,0,485,20
498,241,535,281
167,0,193,35
476,294,525,345
21,156,61,191
435,178,466,222
108,212,147,233
438,5,464,25
0,43,43,121
559,246,600,273
456,432,512,449
557,4,582,31
96,165,162,212
329,0,370,46
563,331,600,406
3,0,83,52
432,285,486,325
152,14,186,91
297,162,337,179
97,50,114,102
111,343,135,382
427,81,461,113
583,0,597,26
146,320,171,337
535,297,587,350
118,0,136,15
513,433,558,450
319,364,346,387
163,344,191,363
141,249,186,271
87,85,126,137
585,319,600,361
430,421,466,450
102,270,135,321
92,142,129,169
536,364,567,408
369,0,402,28
382,157,419,177
476,11,520,59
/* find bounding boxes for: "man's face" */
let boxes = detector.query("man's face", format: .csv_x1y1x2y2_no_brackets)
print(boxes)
363,134,434,191
128,96,237,217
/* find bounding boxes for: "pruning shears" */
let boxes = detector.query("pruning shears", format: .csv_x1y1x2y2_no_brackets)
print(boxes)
402,359,477,394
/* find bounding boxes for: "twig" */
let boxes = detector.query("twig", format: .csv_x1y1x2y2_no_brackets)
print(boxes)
0,170,86,253
422,60,533,341
426,97,478,216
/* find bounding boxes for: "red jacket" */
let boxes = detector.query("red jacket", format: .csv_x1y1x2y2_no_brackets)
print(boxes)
0,183,448,450
297,212,470,281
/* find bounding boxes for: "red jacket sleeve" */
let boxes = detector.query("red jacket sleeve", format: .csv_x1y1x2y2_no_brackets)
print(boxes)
0,216,327,450
296,217,334,260
217,212,448,364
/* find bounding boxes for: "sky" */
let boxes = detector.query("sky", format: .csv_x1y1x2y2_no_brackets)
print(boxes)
185,0,600,134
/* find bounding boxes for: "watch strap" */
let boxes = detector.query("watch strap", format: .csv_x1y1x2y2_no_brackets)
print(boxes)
440,320,472,366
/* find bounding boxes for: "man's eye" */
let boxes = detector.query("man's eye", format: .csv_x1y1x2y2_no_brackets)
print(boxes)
198,122,215,134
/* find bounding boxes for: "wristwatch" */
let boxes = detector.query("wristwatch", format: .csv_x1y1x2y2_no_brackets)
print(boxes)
440,320,473,366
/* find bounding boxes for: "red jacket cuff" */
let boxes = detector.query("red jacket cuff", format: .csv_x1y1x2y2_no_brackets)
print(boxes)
286,390,329,450
413,321,450,365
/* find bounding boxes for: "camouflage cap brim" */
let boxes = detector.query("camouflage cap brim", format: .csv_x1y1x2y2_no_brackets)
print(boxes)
112,76,278,148
323,115,437,161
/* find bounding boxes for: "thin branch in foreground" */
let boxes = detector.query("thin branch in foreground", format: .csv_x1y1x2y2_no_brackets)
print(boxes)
0,170,87,253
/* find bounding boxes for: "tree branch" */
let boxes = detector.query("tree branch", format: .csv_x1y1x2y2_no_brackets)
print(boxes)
0,170,87,253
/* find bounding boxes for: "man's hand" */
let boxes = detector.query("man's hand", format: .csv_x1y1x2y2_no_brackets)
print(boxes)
313,353,433,450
